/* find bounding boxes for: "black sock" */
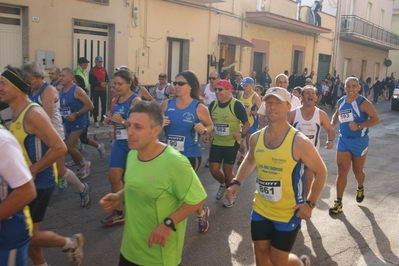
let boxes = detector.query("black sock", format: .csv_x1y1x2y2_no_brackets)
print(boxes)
337,198,342,203
358,186,364,190
116,210,123,216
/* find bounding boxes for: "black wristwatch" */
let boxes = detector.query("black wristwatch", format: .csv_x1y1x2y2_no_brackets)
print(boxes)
240,132,246,139
76,111,80,117
202,127,207,135
230,179,241,187
306,200,316,208
164,218,176,231
357,123,363,130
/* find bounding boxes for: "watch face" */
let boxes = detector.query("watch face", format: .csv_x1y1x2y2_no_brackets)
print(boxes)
165,219,171,225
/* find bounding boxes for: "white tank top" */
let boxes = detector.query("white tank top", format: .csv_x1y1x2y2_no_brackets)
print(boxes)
292,107,321,150
38,96,65,139
155,83,169,106
203,84,217,107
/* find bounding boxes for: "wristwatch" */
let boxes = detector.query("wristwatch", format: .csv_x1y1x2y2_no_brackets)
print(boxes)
164,218,176,231
121,120,126,126
76,111,80,117
357,123,363,130
306,200,316,208
202,127,207,135
230,179,241,187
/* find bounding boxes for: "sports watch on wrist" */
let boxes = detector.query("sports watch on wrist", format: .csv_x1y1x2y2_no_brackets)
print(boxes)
164,218,176,231
306,200,316,208
357,123,363,130
230,179,241,187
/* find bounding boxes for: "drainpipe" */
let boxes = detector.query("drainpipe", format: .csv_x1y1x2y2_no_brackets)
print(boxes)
239,12,245,71
332,0,342,77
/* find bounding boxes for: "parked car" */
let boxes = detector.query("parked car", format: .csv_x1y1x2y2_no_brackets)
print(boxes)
392,88,399,110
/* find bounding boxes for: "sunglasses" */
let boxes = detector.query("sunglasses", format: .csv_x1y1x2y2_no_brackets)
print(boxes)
173,81,188,86
215,87,225,92
208,77,217,80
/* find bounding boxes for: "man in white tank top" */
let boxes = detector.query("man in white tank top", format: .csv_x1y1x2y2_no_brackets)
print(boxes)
153,73,175,106
287,85,335,198
200,71,219,167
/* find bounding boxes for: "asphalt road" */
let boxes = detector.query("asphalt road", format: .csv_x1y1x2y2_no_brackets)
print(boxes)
28,100,399,266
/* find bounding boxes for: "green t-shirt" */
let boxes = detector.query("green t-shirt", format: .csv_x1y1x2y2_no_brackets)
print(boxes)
73,66,89,89
121,146,207,265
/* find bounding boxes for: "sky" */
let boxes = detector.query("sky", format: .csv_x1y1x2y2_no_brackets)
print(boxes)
294,0,338,16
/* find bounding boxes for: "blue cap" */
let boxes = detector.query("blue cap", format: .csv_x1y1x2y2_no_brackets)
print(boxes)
241,77,254,86
95,56,103,62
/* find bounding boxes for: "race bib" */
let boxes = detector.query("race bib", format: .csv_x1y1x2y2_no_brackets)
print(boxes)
115,125,127,140
339,109,354,123
167,135,185,152
214,123,230,136
60,107,71,119
256,177,282,202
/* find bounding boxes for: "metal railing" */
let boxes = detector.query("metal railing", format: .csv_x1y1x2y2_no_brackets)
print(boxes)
340,15,399,46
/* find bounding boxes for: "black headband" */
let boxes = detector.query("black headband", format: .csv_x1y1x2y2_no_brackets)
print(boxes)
1,69,30,94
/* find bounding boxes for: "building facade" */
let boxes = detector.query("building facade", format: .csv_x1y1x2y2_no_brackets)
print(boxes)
336,0,399,82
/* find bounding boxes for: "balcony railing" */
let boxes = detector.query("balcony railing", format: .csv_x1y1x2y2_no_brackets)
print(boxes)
340,15,399,49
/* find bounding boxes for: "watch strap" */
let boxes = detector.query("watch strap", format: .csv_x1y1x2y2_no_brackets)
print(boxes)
163,218,176,231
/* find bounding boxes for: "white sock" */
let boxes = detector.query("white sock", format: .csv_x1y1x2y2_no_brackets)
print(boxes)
35,263,49,266
65,169,85,191
62,237,73,250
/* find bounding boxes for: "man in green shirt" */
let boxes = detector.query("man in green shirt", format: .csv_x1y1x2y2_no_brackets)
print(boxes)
73,57,89,91
99,101,207,266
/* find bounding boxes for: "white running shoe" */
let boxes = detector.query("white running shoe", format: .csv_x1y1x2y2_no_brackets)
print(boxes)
63,233,84,266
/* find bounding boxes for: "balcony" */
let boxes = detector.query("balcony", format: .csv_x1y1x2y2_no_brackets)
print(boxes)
340,15,399,50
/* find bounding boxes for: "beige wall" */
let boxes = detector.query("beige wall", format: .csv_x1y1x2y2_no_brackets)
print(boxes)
1,0,130,71
337,40,388,80
388,6,399,76
1,0,335,86
340,0,394,29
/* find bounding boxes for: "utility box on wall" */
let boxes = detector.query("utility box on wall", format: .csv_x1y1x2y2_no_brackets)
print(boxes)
36,50,55,69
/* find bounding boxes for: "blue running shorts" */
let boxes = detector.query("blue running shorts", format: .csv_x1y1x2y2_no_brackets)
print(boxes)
109,140,130,169
337,134,369,157
0,240,30,266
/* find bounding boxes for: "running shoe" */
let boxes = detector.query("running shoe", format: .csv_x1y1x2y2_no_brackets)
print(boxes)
300,254,311,266
76,160,91,179
215,185,226,200
198,206,210,233
101,211,125,226
329,200,343,214
79,183,91,207
95,122,100,128
222,196,235,208
204,158,209,168
100,121,107,127
76,140,85,153
356,187,365,203
97,143,106,158
58,177,68,193
236,155,244,166
65,159,76,167
63,233,84,266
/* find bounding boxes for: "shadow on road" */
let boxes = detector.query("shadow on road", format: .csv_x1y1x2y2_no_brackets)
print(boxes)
358,206,399,265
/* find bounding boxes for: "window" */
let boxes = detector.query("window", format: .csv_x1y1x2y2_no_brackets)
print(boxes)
380,9,385,26
79,0,109,5
0,5,21,26
366,2,372,21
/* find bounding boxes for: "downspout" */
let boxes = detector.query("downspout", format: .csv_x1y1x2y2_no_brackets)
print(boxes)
332,0,342,77
206,4,212,81
239,12,244,71
312,34,319,77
